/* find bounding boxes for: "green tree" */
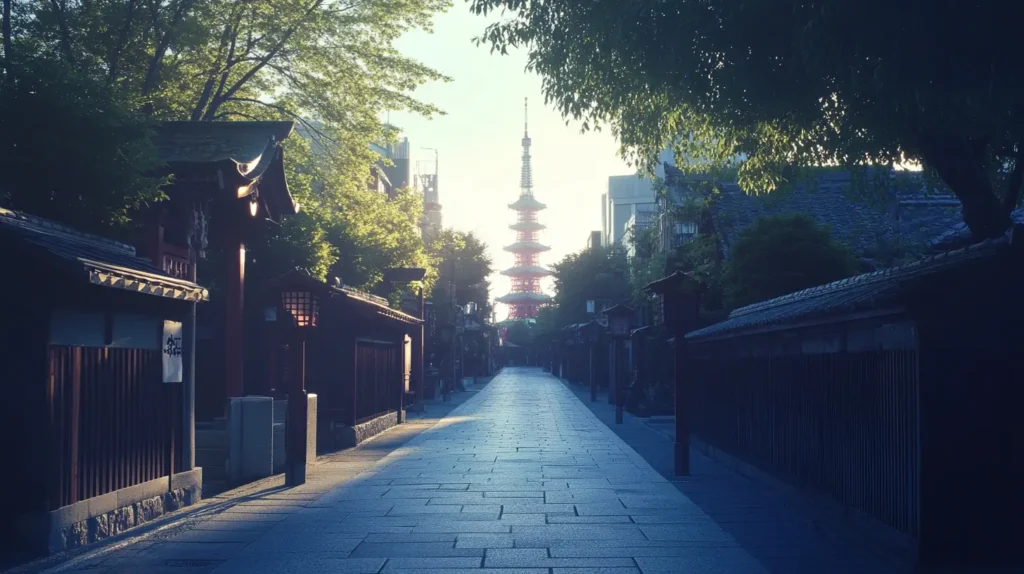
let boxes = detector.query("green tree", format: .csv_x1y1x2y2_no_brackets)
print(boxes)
549,244,630,327
0,56,165,236
723,214,857,309
471,0,1023,241
427,229,493,312
2,0,451,293
505,320,533,348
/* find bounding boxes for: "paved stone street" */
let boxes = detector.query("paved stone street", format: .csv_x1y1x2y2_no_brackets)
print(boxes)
52,369,766,574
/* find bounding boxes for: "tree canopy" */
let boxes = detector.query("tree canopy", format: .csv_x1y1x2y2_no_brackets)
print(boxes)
0,56,165,236
1,0,451,293
470,0,1023,241
549,244,631,327
722,214,857,309
427,229,493,313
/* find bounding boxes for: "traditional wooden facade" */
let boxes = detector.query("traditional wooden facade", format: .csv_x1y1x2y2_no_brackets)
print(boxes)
146,121,298,420
255,271,422,453
0,208,208,556
682,228,1024,568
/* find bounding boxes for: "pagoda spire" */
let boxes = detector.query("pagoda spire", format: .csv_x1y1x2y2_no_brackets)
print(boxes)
520,97,534,196
498,97,551,320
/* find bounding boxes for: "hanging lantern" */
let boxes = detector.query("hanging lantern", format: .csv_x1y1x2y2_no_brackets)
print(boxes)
281,290,319,328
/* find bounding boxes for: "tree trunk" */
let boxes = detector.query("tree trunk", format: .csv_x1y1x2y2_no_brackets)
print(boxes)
48,0,75,64
2,0,13,83
919,135,1012,242
107,0,139,83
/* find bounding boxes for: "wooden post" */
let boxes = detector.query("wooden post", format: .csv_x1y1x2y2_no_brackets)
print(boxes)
607,340,616,405
182,247,197,471
614,340,625,424
396,332,405,424
349,336,358,426
285,332,308,486
589,345,598,402
673,337,690,476
411,288,425,409
69,348,81,505
224,238,246,398
644,271,703,477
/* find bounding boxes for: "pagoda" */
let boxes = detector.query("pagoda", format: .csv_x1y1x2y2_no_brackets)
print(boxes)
497,99,552,320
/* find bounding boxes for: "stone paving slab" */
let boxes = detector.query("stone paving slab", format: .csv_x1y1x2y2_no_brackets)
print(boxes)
43,369,768,573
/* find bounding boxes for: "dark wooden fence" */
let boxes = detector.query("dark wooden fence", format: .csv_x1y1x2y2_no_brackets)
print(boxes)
355,340,399,423
687,348,920,538
48,346,181,510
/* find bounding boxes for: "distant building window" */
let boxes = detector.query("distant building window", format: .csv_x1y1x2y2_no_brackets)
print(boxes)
673,221,697,246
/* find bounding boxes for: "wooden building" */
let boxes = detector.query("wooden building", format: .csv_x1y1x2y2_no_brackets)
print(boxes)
683,226,1024,568
146,121,298,420
255,271,422,452
0,208,208,556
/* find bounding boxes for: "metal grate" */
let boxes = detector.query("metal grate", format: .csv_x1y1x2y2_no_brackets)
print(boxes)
282,291,319,327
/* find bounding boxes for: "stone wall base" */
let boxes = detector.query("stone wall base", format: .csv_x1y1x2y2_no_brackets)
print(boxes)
53,484,200,553
330,411,400,450
17,469,203,555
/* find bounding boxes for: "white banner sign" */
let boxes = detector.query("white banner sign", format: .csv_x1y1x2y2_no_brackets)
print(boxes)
162,320,184,383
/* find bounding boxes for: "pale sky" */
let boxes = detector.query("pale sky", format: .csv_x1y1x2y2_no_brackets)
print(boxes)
389,3,634,321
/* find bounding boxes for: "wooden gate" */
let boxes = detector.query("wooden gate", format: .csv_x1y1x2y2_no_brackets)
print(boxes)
355,340,398,423
48,346,181,510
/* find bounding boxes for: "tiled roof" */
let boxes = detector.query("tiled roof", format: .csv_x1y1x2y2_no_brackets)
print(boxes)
686,226,1018,341
501,265,552,277
267,270,421,325
495,292,552,304
928,208,1024,250
503,241,551,253
0,208,207,301
155,121,294,171
669,170,964,258
509,195,547,211
155,121,299,217
510,221,547,231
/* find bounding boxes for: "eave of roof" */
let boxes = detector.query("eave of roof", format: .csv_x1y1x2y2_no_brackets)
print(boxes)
686,226,1018,342
155,121,295,167
266,270,421,325
501,265,552,277
510,221,547,231
495,292,552,303
509,195,547,211
0,208,208,302
503,241,550,253
154,121,299,217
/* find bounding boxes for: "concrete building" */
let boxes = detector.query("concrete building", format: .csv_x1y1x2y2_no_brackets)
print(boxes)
603,149,675,245
586,230,602,250
622,207,659,258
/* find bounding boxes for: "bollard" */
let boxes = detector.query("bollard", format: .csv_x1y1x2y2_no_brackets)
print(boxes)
615,389,624,424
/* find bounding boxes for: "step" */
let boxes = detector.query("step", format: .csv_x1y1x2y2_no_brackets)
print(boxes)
195,428,228,450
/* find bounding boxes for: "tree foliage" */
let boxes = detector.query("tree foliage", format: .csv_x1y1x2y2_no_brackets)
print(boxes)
1,0,451,293
504,320,533,348
723,214,857,309
427,229,493,312
424,228,493,366
470,0,1024,241
0,55,165,236
549,244,630,328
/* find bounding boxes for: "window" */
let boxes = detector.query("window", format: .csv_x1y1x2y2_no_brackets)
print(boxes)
673,221,698,246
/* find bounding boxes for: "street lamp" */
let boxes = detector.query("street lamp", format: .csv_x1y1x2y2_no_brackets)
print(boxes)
280,287,319,486
440,322,455,401
282,290,319,328
579,321,603,402
603,304,635,424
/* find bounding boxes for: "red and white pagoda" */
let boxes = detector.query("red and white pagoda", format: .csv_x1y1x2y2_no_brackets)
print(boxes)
497,99,552,320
